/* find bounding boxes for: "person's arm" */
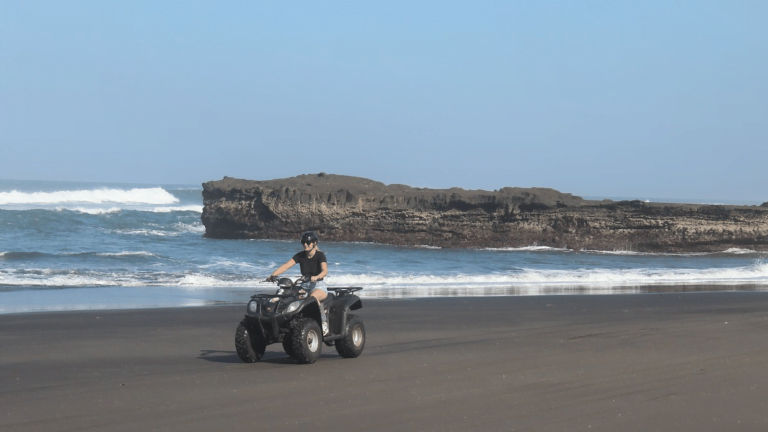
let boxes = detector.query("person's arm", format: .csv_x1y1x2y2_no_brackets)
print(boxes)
310,261,328,282
271,259,297,278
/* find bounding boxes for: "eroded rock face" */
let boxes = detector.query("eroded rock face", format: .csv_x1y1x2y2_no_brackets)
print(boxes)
201,174,768,252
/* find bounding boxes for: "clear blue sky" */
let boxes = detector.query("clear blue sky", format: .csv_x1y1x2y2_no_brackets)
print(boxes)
1,1,766,201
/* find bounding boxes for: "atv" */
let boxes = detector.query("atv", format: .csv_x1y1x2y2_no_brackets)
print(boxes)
235,276,365,364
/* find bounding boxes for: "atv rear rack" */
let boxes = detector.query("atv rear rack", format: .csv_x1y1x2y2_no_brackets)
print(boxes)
328,287,363,296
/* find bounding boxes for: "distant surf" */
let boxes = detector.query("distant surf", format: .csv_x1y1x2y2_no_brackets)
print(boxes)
0,182,202,213
0,187,177,205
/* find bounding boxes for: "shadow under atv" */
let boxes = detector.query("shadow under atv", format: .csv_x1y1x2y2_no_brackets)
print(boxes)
198,349,341,365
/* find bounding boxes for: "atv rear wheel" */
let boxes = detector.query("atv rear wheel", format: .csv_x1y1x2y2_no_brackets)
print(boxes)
235,321,266,363
291,318,322,364
282,333,295,358
335,314,365,358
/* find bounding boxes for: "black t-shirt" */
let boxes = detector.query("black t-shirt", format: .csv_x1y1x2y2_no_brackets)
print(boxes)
292,250,327,279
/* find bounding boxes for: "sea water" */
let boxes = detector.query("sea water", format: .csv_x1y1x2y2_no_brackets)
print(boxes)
1,180,767,313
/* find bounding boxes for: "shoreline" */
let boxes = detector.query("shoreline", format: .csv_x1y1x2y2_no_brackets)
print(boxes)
2,283,768,315
3,292,768,431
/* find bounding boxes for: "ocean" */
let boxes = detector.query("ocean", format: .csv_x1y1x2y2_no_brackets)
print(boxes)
1,180,767,313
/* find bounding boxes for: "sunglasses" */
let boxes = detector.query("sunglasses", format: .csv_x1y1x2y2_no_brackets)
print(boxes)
301,240,315,245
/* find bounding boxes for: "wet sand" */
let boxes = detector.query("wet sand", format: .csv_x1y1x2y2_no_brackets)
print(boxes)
2,292,768,431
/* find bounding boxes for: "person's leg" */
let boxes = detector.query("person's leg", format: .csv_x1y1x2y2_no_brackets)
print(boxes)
309,289,327,302
308,282,328,334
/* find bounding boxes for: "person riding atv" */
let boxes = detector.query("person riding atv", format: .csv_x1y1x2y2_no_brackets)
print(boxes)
235,275,365,364
267,231,329,334
236,233,365,364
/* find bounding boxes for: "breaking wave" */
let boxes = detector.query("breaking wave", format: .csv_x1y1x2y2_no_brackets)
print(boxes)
0,187,202,214
484,246,765,256
58,207,123,215
483,246,571,252
0,269,267,289
0,188,178,205
111,222,204,237
95,251,158,257
147,205,203,213
325,263,768,290
0,251,161,260
2,263,767,292
579,247,765,256
57,205,202,214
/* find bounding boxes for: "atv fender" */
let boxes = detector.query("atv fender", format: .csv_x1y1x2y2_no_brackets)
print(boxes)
241,318,268,342
295,298,323,326
329,295,363,336
348,297,362,311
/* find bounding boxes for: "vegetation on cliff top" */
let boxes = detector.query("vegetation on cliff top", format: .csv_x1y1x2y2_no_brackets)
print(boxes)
203,173,587,207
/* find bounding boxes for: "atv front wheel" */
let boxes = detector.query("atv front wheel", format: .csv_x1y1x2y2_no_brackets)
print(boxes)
235,321,266,363
335,314,365,358
291,318,322,364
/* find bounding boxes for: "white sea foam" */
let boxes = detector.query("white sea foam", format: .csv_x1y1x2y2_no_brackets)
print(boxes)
325,263,768,289
721,248,758,255
0,269,267,288
482,246,763,256
2,263,767,292
111,223,204,237
48,205,203,214
197,258,263,271
60,207,123,215
0,188,179,205
0,187,205,214
96,251,158,257
148,205,203,213
483,246,571,252
580,249,698,256
174,274,242,288
62,205,202,214
173,222,206,234
581,248,763,256
115,229,173,237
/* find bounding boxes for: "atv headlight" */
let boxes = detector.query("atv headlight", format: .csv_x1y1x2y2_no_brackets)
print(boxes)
285,300,303,314
247,300,258,314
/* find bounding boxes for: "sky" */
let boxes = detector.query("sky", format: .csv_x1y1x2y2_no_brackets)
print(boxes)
1,1,766,202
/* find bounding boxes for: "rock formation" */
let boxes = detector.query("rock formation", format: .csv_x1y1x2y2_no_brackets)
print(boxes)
202,174,768,252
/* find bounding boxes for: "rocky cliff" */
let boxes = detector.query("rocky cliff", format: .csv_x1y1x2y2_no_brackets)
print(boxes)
202,174,768,252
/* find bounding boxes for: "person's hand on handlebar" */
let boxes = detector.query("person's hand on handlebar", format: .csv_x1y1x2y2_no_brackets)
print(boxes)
266,275,278,282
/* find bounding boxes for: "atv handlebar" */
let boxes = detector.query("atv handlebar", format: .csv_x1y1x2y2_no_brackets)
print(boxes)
263,277,363,295
264,275,311,286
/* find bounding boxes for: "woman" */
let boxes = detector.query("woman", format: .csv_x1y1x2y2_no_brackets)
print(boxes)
267,230,329,333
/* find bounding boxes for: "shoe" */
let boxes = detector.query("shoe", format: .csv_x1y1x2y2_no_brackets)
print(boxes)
322,321,329,336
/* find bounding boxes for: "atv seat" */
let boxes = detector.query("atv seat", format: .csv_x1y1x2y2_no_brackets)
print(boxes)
321,292,335,304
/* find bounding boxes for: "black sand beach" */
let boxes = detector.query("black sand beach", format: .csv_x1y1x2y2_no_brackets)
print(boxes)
2,292,768,431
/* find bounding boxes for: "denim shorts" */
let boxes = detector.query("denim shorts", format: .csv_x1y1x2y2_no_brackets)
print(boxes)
301,280,327,293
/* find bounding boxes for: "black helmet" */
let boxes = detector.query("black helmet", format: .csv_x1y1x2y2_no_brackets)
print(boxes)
300,231,318,244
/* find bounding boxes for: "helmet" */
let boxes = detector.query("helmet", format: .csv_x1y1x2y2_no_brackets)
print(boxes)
300,231,318,244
